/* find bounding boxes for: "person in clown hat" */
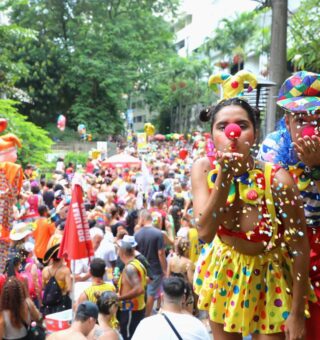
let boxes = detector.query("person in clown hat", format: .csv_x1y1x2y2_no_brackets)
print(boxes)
259,71,320,339
192,70,315,339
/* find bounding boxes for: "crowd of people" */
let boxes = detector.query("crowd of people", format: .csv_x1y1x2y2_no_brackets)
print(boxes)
0,70,319,340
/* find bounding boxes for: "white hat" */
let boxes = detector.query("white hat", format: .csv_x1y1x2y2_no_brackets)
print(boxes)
10,222,33,241
118,235,138,249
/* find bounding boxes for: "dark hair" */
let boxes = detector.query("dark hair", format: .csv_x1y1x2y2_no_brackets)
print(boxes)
170,205,182,233
97,200,105,208
159,184,166,191
74,313,91,322
31,185,40,194
0,277,27,328
54,184,64,192
162,277,186,299
46,181,54,189
199,98,258,131
38,204,48,216
4,256,21,277
126,210,138,234
110,205,117,216
90,258,106,278
95,291,119,315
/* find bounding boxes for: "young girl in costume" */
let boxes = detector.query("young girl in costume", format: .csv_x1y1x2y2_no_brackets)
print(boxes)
192,71,315,339
259,71,320,340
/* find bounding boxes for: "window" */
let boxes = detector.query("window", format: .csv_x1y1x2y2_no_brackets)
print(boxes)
176,40,185,50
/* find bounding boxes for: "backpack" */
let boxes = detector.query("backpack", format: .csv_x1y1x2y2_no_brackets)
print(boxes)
42,273,63,306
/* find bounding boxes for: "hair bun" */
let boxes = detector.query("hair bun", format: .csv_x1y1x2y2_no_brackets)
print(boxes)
199,107,212,122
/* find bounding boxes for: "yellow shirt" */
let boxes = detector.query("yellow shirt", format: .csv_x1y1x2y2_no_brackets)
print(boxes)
84,282,116,303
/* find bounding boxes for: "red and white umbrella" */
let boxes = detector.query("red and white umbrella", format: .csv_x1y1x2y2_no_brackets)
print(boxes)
101,153,141,168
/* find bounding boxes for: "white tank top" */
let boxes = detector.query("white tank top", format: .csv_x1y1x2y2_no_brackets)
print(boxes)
3,309,30,339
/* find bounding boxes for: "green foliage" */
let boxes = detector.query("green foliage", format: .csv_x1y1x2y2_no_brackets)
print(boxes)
5,0,179,137
0,11,36,94
143,55,217,133
0,99,53,167
288,0,320,72
210,12,258,60
201,10,270,67
64,151,88,167
45,122,79,143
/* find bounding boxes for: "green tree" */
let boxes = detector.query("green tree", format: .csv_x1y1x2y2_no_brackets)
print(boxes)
288,0,320,72
0,4,36,95
5,0,178,137
211,12,258,63
143,55,217,133
0,99,53,167
202,10,269,72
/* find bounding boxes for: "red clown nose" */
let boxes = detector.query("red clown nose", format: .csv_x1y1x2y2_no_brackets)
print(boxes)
225,123,242,140
301,125,316,138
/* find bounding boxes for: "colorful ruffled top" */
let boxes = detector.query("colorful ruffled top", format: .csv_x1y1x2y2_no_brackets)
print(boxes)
207,162,281,243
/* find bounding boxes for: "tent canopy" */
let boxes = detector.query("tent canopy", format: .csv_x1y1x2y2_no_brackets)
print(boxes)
101,152,141,168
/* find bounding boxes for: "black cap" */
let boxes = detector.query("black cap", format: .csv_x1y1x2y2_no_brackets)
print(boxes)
76,301,99,319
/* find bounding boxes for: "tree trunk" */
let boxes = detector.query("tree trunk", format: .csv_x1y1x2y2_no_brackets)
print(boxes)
266,0,288,134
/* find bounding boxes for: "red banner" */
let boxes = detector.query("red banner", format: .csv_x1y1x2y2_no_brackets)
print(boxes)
58,184,93,260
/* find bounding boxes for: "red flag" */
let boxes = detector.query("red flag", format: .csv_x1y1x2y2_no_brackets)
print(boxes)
58,184,93,260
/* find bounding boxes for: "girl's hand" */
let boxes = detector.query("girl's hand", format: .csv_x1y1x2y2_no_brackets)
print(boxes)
215,150,244,175
293,136,320,168
284,314,305,340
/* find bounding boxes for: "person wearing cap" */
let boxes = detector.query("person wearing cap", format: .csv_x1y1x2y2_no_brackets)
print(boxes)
117,236,147,340
47,301,99,340
259,71,320,339
114,235,153,285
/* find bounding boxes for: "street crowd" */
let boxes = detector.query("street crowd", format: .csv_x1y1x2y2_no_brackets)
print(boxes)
0,70,319,340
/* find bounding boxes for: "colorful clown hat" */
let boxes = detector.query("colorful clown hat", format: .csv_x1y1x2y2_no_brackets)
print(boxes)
277,71,320,113
208,70,257,99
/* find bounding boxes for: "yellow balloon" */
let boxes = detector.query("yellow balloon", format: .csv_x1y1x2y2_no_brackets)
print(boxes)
144,123,155,136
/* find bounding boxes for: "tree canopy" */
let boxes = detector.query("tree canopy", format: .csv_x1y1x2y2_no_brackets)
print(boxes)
4,0,179,138
0,99,53,167
288,0,320,72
